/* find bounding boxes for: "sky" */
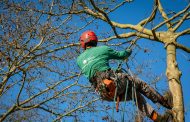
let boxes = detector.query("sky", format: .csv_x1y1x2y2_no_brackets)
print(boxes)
111,0,190,121
80,0,190,121
1,0,189,122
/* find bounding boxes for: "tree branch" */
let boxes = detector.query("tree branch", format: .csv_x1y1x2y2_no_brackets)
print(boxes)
157,0,172,30
176,28,190,37
9,2,84,16
19,74,80,106
138,0,158,26
153,3,190,31
175,42,190,53
18,81,78,111
16,71,27,106
99,32,136,42
173,12,190,31
0,105,17,122
89,0,119,37
108,0,132,13
37,106,62,116
53,98,99,122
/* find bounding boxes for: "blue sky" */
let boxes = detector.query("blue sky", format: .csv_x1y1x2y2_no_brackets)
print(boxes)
83,0,190,121
115,0,190,121
1,0,189,121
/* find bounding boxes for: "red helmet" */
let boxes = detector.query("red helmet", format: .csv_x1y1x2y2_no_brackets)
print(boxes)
79,30,98,49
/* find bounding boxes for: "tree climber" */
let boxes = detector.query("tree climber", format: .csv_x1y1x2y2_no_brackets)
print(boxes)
77,30,173,122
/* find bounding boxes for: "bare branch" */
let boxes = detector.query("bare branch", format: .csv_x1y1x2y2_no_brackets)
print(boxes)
176,28,190,37
138,0,158,26
79,0,136,29
153,3,190,31
175,42,190,53
16,71,27,106
8,2,84,16
18,81,78,111
53,98,99,122
18,43,80,68
0,105,17,122
1,1,189,121
0,66,17,96
99,32,136,42
37,106,62,116
108,0,131,13
89,0,119,37
173,12,190,31
19,74,80,106
157,0,172,30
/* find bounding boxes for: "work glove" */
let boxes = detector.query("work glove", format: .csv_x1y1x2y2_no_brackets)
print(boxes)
126,48,132,56
124,48,132,62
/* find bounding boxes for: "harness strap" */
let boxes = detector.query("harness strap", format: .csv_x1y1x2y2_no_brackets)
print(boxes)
90,70,128,112
116,96,120,112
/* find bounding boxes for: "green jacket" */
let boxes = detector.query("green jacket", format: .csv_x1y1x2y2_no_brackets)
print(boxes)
77,46,131,79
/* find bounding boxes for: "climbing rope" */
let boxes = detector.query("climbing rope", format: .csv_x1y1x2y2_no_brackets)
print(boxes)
112,73,119,120
110,4,158,121
126,63,141,121
122,76,129,122
111,13,152,121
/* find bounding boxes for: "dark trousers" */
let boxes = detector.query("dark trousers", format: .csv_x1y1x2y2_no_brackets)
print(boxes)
90,70,166,117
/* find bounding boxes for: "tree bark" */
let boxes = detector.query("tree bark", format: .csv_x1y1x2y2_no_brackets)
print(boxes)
166,43,184,122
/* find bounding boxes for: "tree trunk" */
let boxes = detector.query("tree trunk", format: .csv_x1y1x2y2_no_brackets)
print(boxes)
166,43,184,122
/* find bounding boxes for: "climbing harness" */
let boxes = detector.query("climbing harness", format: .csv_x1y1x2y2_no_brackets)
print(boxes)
109,8,154,120
94,5,157,121
96,78,116,100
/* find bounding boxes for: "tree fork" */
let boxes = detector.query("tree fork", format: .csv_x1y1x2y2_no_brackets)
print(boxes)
166,43,184,122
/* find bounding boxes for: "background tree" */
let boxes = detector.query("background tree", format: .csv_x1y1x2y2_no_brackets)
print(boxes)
0,0,190,122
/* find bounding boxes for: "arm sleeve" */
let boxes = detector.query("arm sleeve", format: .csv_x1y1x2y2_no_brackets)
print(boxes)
107,47,131,59
76,57,82,69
